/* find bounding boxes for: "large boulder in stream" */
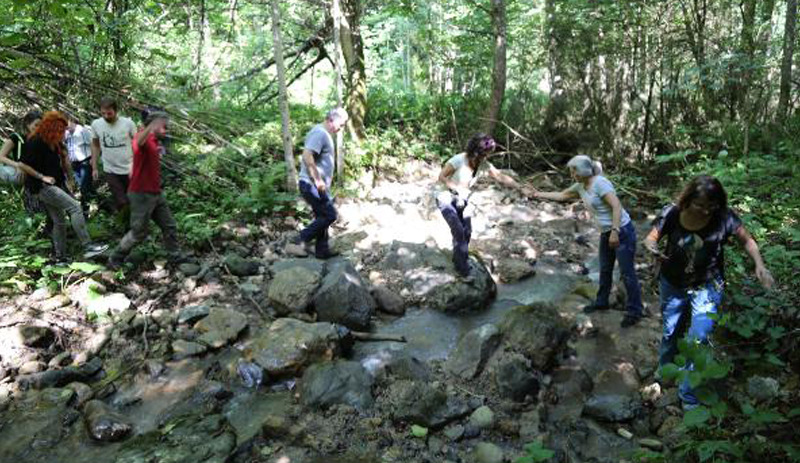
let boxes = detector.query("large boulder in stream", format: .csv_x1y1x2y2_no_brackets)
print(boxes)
248,318,341,377
499,302,571,370
382,380,470,429
446,323,502,379
268,259,326,315
16,357,103,390
300,360,374,410
313,260,376,330
375,241,496,313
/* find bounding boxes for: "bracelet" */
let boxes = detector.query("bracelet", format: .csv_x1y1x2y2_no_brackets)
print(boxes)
611,227,620,233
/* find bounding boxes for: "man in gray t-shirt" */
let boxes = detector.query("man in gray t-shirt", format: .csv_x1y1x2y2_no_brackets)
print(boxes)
292,108,348,259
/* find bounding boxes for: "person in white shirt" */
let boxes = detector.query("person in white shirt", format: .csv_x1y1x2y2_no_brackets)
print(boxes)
65,117,94,211
90,97,136,213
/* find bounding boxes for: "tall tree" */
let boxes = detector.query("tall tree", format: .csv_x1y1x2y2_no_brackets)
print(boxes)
778,0,797,119
332,0,346,179
341,0,367,140
270,0,297,190
482,0,507,135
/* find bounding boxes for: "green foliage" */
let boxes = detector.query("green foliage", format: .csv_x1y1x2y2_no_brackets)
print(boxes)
514,441,554,463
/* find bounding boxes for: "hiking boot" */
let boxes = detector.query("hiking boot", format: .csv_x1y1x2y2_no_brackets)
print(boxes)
583,303,610,314
83,243,109,259
315,250,341,260
107,254,125,271
620,314,642,328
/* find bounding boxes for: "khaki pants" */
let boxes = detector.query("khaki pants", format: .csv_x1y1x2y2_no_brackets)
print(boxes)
112,192,179,259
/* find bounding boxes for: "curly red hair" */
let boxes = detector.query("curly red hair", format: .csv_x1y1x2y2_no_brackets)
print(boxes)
31,111,68,153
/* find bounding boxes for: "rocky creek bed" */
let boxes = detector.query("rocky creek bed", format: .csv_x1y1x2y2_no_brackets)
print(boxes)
0,160,690,463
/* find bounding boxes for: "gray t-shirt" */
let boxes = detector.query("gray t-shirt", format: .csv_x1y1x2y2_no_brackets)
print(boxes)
91,116,136,175
567,175,631,231
298,124,335,188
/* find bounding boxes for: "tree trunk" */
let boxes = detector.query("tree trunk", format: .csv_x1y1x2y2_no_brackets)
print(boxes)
270,0,297,191
778,0,797,118
482,0,507,136
340,0,367,140
332,0,346,180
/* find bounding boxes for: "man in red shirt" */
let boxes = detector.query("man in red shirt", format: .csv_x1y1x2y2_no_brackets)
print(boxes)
108,111,180,268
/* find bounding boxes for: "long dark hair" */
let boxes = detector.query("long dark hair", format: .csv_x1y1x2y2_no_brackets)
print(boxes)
465,133,496,169
20,110,42,135
677,175,728,221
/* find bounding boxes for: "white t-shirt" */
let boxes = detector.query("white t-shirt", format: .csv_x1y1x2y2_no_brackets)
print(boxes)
567,175,631,231
443,153,492,190
91,116,136,175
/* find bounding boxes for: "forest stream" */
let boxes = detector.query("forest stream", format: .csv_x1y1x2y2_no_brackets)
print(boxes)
0,160,681,463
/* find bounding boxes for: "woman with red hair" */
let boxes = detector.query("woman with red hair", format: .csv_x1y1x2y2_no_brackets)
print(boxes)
18,111,107,263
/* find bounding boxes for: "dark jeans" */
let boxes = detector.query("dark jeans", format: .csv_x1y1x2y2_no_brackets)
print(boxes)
597,221,643,317
437,192,472,276
105,172,130,211
658,275,722,406
298,180,337,256
112,192,179,260
71,160,95,209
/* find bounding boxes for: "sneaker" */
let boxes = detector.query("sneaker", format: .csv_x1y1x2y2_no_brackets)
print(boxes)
83,243,109,259
107,254,125,270
620,314,642,328
583,303,610,314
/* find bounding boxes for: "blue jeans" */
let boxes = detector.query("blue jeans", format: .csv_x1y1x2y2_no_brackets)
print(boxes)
597,221,643,317
298,180,337,256
658,275,723,406
437,192,472,276
71,160,95,208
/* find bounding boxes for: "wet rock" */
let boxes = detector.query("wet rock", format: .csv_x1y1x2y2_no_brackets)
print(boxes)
376,241,496,313
593,364,640,396
493,352,539,402
301,360,374,410
19,360,46,375
546,419,637,462
143,359,166,378
223,391,293,445
443,424,465,441
499,302,571,369
468,406,495,430
583,394,641,422
178,262,201,276
84,400,133,442
385,380,470,428
446,324,501,379
48,351,72,368
224,254,260,277
572,281,599,301
747,376,780,402
372,285,406,315
178,304,210,325
268,260,325,315
382,352,431,382
18,325,55,348
249,318,341,377
65,381,94,407
313,260,376,330
17,357,103,390
194,308,248,349
496,258,536,283
115,414,235,463
472,442,503,463
172,340,208,359
547,365,593,423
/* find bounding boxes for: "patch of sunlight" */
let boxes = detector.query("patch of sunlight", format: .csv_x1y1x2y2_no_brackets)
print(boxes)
538,210,562,222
